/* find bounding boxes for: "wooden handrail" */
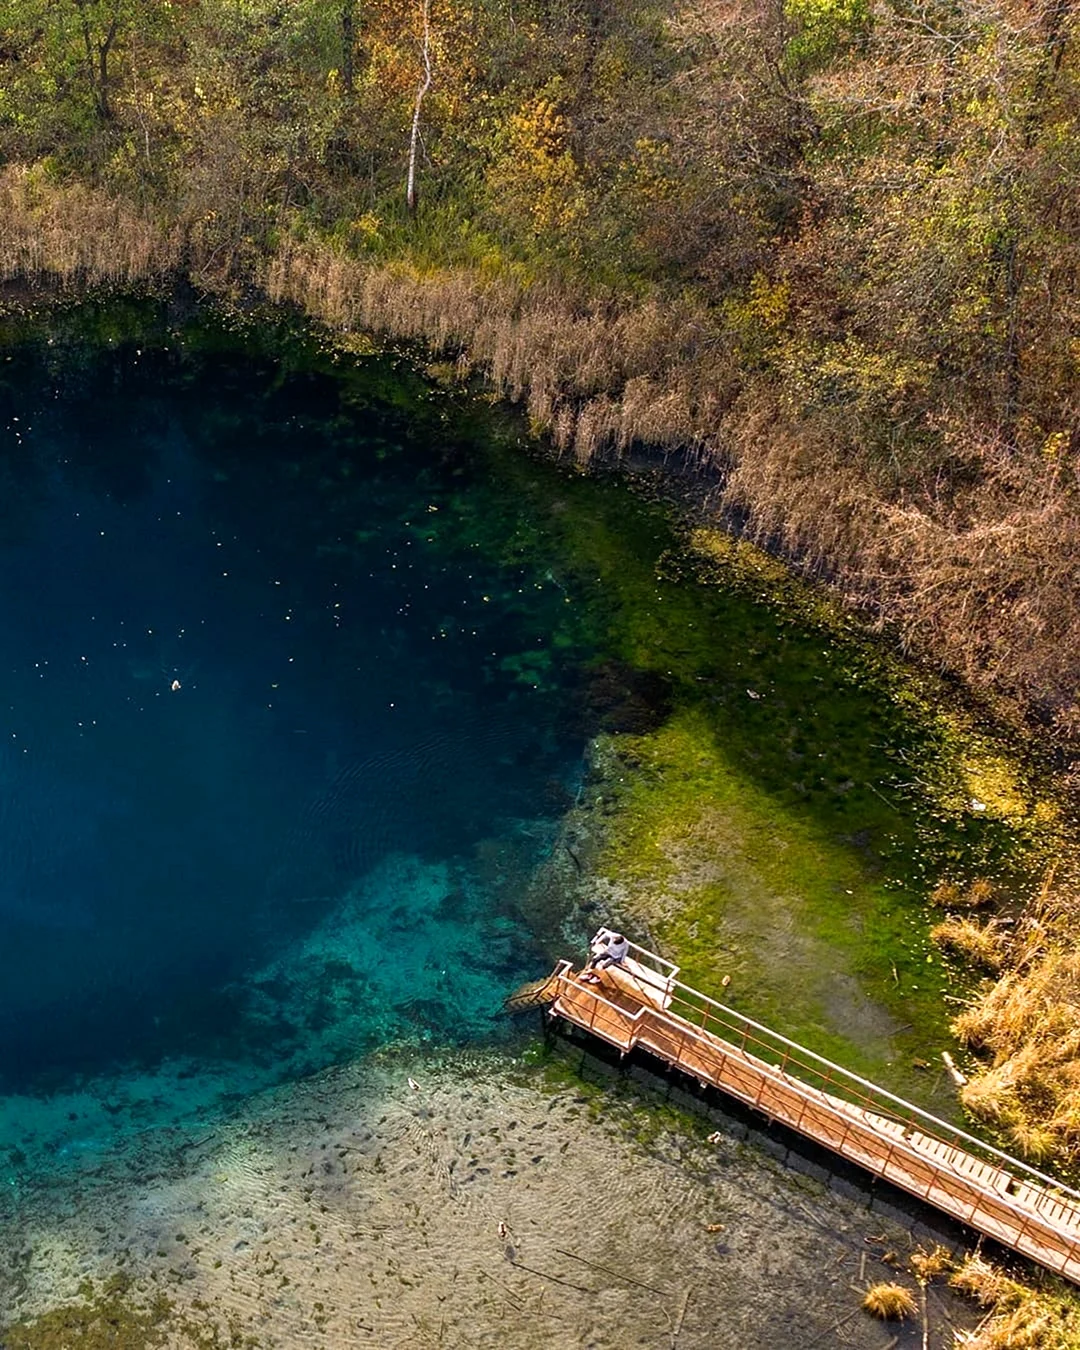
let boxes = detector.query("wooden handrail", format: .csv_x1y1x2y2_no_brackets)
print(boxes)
547,950,1080,1282
655,981,1080,1205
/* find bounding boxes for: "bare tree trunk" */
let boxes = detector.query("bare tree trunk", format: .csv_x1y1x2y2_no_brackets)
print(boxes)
75,0,118,120
341,1,355,98
97,15,117,118
406,0,432,216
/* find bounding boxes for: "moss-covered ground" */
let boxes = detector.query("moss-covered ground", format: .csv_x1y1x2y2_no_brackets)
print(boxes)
480,459,1063,1107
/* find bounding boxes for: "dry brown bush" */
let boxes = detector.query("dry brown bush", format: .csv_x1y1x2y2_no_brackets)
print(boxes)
931,880,965,908
931,879,996,909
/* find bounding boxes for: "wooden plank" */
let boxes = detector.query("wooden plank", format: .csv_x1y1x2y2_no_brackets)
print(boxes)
550,964,1080,1284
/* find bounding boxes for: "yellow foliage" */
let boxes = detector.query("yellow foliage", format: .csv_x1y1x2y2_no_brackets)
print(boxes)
746,272,791,332
490,94,585,237
723,272,792,359
617,138,677,209
1042,430,1069,460
353,212,382,244
508,98,570,159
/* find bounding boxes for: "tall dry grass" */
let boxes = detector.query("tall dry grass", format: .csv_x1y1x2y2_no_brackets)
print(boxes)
948,1254,1079,1348
722,406,1080,728
951,866,1080,1164
930,916,1008,972
264,240,734,467
0,165,181,287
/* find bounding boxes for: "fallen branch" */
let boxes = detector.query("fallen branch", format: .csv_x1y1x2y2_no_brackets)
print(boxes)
670,1287,692,1349
553,1246,670,1297
509,1258,592,1294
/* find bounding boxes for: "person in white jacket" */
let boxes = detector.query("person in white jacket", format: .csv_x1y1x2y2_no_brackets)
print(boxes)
582,929,629,983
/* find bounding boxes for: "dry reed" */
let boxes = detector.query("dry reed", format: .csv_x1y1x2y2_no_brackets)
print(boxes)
948,1254,1079,1348
951,882,1080,1164
949,1255,1022,1309
861,1282,917,1319
930,917,1008,972
263,239,732,469
0,165,180,287
909,1243,953,1281
931,879,996,909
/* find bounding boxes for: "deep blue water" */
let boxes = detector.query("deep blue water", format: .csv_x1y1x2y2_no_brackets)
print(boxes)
0,313,587,1093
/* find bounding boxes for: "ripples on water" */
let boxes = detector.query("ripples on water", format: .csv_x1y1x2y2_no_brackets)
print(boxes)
0,315,587,1099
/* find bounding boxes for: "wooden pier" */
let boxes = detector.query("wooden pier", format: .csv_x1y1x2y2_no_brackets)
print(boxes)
547,943,1080,1285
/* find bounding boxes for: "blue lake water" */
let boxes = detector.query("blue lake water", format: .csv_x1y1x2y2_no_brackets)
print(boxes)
0,305,1031,1182
0,312,590,1098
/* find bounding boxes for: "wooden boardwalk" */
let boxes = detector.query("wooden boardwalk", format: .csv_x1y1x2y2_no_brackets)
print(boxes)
547,944,1080,1285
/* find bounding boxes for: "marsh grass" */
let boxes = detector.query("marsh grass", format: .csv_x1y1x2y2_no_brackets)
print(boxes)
910,1243,954,1281
862,1282,917,1319
952,872,1080,1164
947,1254,1080,1349
931,878,996,908
930,916,1008,972
0,167,180,288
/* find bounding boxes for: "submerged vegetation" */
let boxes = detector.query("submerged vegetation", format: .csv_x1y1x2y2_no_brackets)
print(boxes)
3,1276,173,1350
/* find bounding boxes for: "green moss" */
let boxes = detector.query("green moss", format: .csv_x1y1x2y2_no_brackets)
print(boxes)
4,1275,172,1349
492,474,1062,1105
593,709,953,1092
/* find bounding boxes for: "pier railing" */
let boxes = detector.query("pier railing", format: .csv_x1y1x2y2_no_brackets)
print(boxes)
554,940,1080,1223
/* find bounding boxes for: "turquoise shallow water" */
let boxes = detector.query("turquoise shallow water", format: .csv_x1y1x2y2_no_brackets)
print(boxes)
0,311,588,1102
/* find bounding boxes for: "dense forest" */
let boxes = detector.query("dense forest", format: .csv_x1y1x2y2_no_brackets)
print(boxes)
1,0,1078,740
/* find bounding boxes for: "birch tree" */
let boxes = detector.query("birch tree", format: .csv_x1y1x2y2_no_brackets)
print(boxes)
405,0,432,215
